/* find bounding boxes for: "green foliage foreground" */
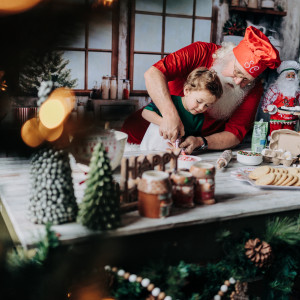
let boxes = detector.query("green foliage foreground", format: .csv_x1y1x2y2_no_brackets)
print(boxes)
3,216,300,299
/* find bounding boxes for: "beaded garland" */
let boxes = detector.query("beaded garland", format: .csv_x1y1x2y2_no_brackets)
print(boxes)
105,265,172,300
213,277,236,300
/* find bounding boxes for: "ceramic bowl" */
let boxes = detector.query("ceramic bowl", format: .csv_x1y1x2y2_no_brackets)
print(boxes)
177,155,202,170
237,151,263,166
71,128,128,170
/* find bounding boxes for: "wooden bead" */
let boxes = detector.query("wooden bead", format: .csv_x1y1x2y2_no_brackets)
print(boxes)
158,292,166,300
147,283,155,292
218,291,224,296
224,280,230,286
124,272,130,280
136,276,143,283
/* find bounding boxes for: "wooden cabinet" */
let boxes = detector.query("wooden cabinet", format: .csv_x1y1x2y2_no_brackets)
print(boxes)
229,6,287,16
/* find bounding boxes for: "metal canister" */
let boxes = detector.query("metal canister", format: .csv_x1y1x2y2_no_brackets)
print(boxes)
170,170,194,208
137,170,172,218
189,162,216,205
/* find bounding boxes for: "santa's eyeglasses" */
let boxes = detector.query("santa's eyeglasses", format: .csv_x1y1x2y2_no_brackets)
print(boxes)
233,60,253,85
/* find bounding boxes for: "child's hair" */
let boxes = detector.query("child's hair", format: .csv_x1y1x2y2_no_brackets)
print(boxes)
184,67,223,99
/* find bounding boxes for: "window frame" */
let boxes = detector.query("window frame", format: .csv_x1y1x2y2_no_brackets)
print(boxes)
57,1,119,96
129,0,217,95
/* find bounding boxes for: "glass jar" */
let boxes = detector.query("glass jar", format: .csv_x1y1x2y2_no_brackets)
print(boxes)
101,75,110,100
137,170,172,218
110,75,117,100
122,79,130,100
170,170,195,208
190,162,216,205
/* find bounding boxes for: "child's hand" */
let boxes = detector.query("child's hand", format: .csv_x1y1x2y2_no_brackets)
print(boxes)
179,136,200,154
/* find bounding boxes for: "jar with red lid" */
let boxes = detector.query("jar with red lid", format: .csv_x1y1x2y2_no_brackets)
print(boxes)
170,170,194,208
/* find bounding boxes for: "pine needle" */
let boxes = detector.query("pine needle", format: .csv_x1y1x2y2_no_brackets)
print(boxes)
265,217,300,245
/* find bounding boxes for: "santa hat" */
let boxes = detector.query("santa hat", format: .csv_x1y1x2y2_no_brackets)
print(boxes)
233,26,281,78
277,60,300,74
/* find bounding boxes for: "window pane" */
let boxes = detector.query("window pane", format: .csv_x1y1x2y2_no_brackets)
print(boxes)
88,52,111,89
164,17,192,53
62,51,85,89
166,0,193,15
135,0,163,13
58,23,85,48
196,0,212,17
133,54,161,90
135,14,162,52
89,11,112,49
194,19,211,42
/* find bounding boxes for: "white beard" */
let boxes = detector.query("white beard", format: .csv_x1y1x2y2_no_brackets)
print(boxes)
207,57,253,120
276,72,299,97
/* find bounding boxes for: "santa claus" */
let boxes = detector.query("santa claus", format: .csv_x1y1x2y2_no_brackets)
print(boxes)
262,60,300,134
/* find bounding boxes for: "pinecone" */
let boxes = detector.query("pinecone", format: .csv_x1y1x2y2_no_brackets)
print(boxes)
245,238,272,268
28,146,78,225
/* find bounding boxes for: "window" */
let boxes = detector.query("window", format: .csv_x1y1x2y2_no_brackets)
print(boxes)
58,0,119,94
130,0,216,94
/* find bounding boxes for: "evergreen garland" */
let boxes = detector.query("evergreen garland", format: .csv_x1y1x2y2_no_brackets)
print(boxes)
77,141,121,231
223,14,247,36
18,50,77,96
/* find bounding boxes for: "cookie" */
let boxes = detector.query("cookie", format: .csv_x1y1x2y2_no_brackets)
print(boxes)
271,174,281,185
287,167,299,175
280,174,294,186
255,173,275,185
249,166,271,180
275,173,288,186
286,175,299,186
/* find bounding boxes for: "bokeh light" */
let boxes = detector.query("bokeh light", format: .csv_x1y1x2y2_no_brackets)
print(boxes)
0,0,42,15
21,118,44,148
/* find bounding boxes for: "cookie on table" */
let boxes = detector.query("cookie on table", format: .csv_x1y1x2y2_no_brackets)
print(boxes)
275,173,288,186
255,173,275,186
287,167,299,175
249,166,271,180
286,175,299,186
280,174,294,186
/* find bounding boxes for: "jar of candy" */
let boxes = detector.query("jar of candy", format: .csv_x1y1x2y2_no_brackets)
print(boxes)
101,75,110,100
170,170,194,208
110,75,117,100
189,162,216,205
138,170,172,218
122,79,130,100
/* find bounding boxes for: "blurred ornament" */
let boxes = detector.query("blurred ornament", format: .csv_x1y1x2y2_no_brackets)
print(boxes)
0,0,42,15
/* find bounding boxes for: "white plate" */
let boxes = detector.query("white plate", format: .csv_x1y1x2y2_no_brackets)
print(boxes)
231,167,300,190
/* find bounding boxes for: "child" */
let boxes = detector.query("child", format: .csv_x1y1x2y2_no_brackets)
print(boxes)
140,67,223,153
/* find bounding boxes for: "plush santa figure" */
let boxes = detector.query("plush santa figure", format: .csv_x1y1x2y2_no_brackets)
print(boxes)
262,60,300,134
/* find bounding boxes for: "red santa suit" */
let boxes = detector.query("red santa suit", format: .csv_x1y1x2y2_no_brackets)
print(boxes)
262,84,300,133
122,41,263,144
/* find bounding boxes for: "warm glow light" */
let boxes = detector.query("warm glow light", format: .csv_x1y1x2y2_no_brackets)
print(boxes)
39,87,75,130
39,99,66,129
39,122,64,142
21,118,44,148
0,0,42,15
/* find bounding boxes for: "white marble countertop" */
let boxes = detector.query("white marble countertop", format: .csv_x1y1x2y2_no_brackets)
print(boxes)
1,148,300,249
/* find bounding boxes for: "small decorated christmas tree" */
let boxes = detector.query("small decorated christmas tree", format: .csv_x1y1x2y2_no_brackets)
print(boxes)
18,50,77,96
28,146,78,225
78,141,121,231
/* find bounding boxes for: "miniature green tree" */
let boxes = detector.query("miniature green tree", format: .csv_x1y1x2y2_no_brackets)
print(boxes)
78,141,121,231
18,50,77,96
28,146,78,225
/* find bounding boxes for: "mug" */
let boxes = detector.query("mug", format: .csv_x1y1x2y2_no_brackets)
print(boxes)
138,170,172,218
190,162,216,205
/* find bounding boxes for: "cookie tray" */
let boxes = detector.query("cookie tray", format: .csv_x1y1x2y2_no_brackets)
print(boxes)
231,168,300,190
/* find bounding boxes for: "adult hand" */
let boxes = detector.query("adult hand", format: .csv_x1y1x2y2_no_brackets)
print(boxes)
179,136,201,154
159,114,185,143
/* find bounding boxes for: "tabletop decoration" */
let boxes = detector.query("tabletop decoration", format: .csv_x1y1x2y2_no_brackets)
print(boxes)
77,141,121,231
216,150,233,170
120,150,180,211
28,146,78,224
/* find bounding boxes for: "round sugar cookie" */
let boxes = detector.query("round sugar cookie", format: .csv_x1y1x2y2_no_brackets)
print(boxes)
255,173,275,186
275,173,288,186
280,174,293,186
271,174,281,185
249,166,271,180
286,175,298,186
287,167,299,175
